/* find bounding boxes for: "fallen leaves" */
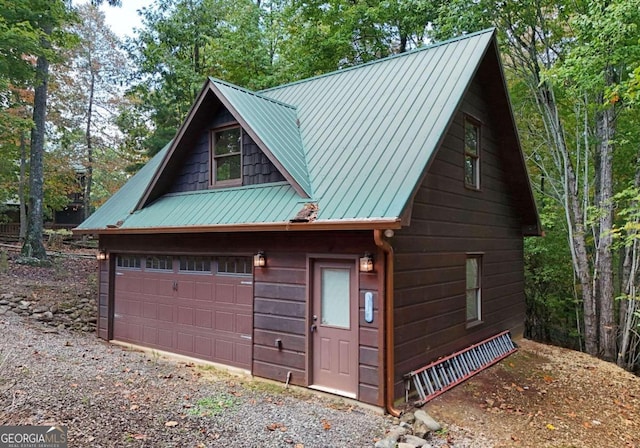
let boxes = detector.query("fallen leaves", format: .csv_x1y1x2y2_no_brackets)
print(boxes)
321,419,331,430
266,422,287,432
165,421,179,427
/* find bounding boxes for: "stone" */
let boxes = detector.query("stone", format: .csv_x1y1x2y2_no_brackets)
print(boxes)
0,299,9,306
49,305,58,314
0,293,14,300
0,305,10,315
398,444,415,448
18,303,30,311
374,439,397,448
400,412,415,425
33,306,48,314
413,421,430,439
403,434,429,447
39,311,54,321
19,300,31,308
414,410,441,432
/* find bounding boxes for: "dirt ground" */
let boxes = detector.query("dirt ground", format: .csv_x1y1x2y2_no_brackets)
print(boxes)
1,245,639,447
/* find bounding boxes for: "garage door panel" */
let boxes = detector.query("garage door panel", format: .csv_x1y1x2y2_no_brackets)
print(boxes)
178,306,194,325
194,282,212,301
237,284,253,305
215,339,234,362
156,304,173,322
195,336,211,356
177,332,194,352
195,309,212,328
215,311,235,332
216,282,235,303
114,256,253,370
143,302,157,319
143,326,158,344
236,313,252,335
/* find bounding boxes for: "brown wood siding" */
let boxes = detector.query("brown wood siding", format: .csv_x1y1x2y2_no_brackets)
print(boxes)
391,75,526,400
100,231,382,405
170,106,284,193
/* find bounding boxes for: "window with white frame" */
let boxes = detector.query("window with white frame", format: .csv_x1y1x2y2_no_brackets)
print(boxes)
464,116,481,189
466,254,482,323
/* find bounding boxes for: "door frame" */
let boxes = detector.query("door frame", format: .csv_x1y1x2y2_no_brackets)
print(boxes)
306,254,360,397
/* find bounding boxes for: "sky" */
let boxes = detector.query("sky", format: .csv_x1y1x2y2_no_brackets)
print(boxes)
74,0,154,38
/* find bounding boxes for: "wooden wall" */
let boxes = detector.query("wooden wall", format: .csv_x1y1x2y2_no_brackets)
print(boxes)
99,230,383,406
391,74,527,399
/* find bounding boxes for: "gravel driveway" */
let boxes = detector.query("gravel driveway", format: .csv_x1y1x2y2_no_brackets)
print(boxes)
0,314,391,447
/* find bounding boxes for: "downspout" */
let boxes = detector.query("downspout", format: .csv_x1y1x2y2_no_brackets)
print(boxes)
374,229,402,417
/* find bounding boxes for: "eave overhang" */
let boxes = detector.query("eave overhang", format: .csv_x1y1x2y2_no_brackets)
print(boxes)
72,218,402,235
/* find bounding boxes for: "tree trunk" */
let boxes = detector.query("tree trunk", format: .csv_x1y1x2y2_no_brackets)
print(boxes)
18,132,28,243
83,70,95,221
21,52,49,262
535,82,598,355
595,99,616,361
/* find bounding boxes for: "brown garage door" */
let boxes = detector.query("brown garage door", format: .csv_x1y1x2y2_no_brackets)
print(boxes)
113,255,253,370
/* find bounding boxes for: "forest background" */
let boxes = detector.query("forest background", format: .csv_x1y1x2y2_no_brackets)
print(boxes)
1,0,640,371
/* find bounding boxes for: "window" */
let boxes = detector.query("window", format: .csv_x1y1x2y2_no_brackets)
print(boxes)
216,256,252,275
179,256,211,272
212,127,242,186
466,255,482,324
116,255,141,269
145,255,173,271
464,117,480,189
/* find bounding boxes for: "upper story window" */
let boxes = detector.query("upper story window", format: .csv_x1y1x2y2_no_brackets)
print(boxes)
212,127,242,187
464,116,481,190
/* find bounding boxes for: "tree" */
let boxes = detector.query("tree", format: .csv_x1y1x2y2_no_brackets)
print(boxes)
49,3,131,219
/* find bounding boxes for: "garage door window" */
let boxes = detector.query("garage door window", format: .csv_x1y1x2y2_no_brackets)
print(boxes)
146,256,173,271
179,256,212,272
117,255,141,269
216,256,252,275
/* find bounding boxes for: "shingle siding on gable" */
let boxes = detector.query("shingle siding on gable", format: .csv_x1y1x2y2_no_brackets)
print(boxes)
170,106,284,193
242,131,286,185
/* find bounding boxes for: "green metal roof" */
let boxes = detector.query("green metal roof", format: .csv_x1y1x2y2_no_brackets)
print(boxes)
79,29,530,233
209,78,312,197
77,143,170,230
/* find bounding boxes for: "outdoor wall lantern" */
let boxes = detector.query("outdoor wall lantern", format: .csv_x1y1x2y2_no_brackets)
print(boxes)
253,251,266,268
96,250,108,261
359,253,374,272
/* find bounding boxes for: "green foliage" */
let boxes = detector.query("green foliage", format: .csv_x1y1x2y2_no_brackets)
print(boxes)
524,199,581,348
188,393,238,417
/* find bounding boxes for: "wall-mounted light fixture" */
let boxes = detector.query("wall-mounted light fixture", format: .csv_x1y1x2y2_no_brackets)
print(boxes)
96,250,108,261
253,251,266,268
359,253,374,272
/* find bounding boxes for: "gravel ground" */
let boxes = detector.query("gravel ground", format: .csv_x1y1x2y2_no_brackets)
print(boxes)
0,313,394,447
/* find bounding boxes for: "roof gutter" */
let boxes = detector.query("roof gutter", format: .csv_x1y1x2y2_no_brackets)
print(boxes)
73,219,402,235
374,229,401,417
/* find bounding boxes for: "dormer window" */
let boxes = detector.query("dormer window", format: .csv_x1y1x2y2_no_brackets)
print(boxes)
212,126,242,187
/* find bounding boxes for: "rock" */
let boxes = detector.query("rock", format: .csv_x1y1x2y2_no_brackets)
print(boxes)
0,299,9,306
19,300,31,308
414,410,441,432
403,434,429,447
398,444,415,448
0,293,14,300
49,305,58,314
400,412,415,425
413,421,429,439
374,439,397,448
39,311,54,321
33,306,49,314
0,305,10,315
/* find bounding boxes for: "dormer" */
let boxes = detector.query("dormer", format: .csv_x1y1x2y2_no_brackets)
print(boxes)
136,78,311,211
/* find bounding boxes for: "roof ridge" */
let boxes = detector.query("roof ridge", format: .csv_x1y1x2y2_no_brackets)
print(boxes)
260,28,496,94
209,77,297,110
